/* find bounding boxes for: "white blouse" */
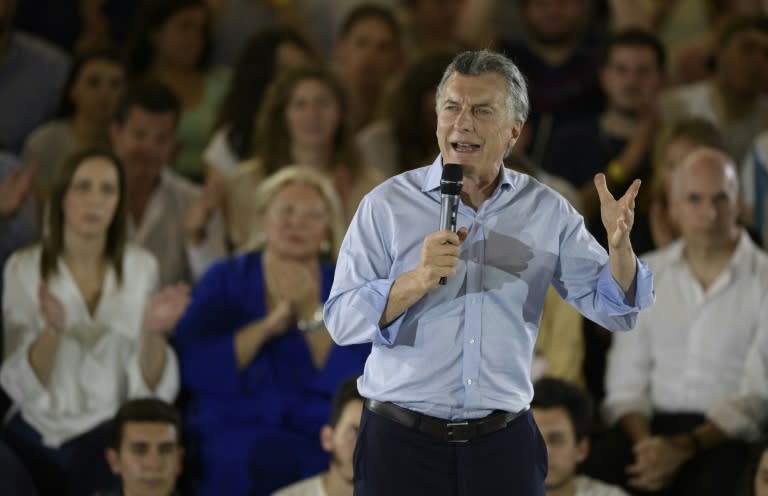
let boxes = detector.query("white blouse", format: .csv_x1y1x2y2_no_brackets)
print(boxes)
1,244,179,447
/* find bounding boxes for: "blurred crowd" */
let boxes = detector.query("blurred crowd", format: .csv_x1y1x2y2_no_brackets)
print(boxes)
3,0,768,495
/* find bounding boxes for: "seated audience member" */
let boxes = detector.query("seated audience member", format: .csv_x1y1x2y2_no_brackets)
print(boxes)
173,167,371,496
0,148,188,496
357,51,455,178
533,378,628,496
97,398,184,496
124,0,229,184
740,129,768,246
590,148,766,495
648,117,724,249
0,440,37,496
272,377,363,496
658,15,768,165
226,66,383,250
333,4,403,133
0,0,69,154
542,28,666,254
23,49,124,201
499,0,603,160
205,26,314,180
110,80,226,286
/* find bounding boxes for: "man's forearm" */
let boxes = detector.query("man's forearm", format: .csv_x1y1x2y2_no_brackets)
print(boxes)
139,334,167,390
380,269,430,327
610,243,638,300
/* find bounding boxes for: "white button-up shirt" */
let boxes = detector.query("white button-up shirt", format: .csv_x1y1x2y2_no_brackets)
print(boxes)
604,231,768,435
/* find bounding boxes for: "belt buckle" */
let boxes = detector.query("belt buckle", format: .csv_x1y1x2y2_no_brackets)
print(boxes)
446,421,473,443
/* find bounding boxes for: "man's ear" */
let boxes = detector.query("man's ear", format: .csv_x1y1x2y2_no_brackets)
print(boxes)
320,425,334,453
576,437,590,464
106,448,121,475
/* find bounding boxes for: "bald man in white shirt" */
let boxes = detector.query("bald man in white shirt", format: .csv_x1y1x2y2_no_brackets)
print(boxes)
591,147,768,495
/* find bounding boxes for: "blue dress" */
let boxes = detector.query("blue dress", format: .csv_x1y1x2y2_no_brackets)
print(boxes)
173,252,370,496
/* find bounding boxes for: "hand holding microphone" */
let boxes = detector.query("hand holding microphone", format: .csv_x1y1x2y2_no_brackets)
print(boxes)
438,164,463,285
413,164,466,290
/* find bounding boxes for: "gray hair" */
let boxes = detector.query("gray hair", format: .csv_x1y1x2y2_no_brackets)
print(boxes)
435,49,529,123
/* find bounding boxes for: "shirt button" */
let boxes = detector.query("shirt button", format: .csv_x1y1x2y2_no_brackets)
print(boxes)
463,411,469,418
466,379,473,385
471,298,477,304
472,257,479,263
469,338,475,345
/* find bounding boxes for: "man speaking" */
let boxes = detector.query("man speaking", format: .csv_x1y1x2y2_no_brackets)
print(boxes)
324,49,655,496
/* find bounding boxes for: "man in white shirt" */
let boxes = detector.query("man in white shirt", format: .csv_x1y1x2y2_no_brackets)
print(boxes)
110,81,226,286
532,378,628,496
272,379,362,496
594,147,768,494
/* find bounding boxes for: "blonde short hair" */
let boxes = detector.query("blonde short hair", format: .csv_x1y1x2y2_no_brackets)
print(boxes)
248,165,345,260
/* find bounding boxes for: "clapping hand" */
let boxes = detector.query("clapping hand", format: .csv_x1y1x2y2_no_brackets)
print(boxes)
595,173,641,250
268,260,320,319
0,164,35,219
38,283,65,332
142,283,191,334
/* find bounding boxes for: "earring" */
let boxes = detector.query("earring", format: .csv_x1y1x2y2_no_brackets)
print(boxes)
319,239,330,254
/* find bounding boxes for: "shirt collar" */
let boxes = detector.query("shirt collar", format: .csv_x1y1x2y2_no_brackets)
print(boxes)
421,155,516,193
670,228,753,272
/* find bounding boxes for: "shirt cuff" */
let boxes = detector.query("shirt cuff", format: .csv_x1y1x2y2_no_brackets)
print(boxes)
351,278,405,346
596,258,655,314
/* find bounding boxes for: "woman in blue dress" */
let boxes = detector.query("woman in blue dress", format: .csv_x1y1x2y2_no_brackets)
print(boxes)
173,166,370,496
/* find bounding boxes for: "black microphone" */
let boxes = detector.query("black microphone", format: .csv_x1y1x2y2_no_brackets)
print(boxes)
439,163,463,285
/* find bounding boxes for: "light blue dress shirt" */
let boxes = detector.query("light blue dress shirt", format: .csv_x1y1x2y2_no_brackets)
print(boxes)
324,156,655,421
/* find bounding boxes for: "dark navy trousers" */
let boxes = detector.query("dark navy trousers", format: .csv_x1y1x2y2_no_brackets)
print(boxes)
353,406,548,496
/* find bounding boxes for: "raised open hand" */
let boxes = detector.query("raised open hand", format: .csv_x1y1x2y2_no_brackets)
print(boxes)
142,283,191,334
38,282,65,332
595,173,641,250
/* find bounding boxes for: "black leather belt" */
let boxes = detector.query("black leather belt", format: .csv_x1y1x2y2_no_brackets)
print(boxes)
364,398,526,443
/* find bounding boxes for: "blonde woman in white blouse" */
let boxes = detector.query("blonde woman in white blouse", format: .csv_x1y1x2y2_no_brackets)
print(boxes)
0,148,190,496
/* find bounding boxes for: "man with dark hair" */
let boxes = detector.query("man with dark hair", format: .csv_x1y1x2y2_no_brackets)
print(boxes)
110,80,225,287
659,15,768,164
100,398,184,496
334,3,402,133
325,48,654,495
542,27,666,255
272,378,363,496
533,378,628,496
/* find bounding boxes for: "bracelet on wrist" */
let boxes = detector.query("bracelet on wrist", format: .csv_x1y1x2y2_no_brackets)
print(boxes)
297,306,325,334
